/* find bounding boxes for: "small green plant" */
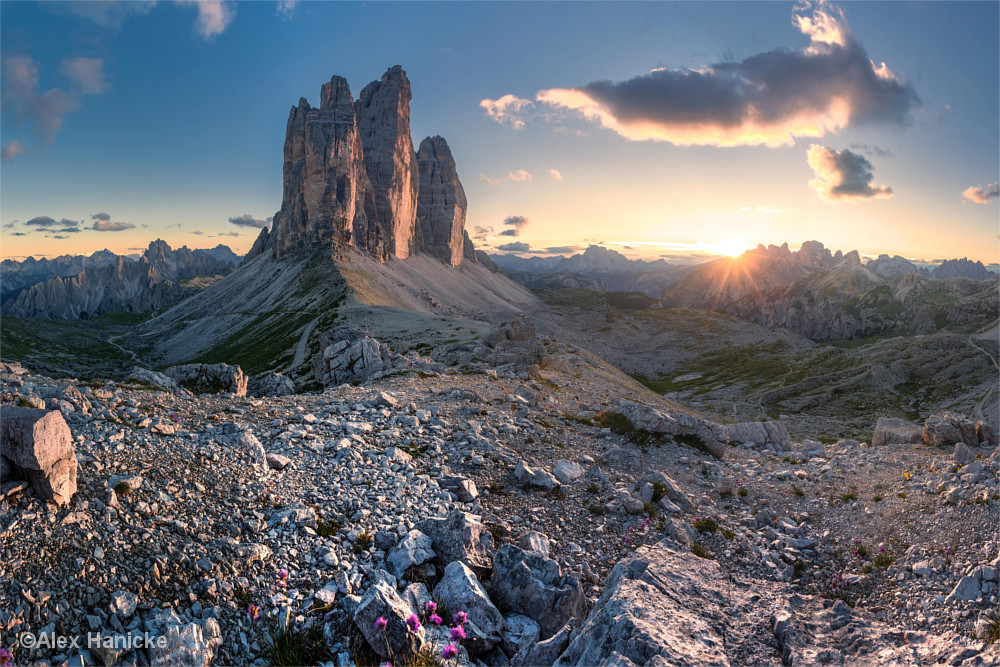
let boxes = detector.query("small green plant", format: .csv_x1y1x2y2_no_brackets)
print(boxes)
548,486,566,500
840,491,858,503
487,482,508,496
691,543,713,560
862,564,874,574
353,529,373,554
316,517,341,538
791,484,805,498
897,492,907,499
585,484,600,495
872,494,884,502
651,482,668,503
793,560,807,579
643,502,658,518
720,528,735,541
738,486,749,497
981,612,1000,644
587,503,605,516
114,481,132,496
873,549,893,568
264,622,332,666
692,517,718,533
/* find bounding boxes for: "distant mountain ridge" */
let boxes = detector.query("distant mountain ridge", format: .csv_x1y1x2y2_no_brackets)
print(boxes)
1,241,239,319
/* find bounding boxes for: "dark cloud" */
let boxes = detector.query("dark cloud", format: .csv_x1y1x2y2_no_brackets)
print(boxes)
849,143,894,158
503,215,530,228
219,231,241,237
92,220,136,231
963,182,999,205
91,212,111,221
544,246,579,254
58,227,82,233
228,214,269,229
52,235,69,239
497,242,531,252
499,229,519,237
472,225,493,242
513,3,918,147
807,145,892,202
191,230,205,235
11,232,28,236
25,216,57,227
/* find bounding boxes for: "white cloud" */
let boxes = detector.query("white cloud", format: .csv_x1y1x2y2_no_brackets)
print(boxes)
60,57,109,95
479,94,533,129
93,220,136,231
962,182,999,204
507,169,532,182
549,168,563,181
806,144,893,202
479,173,503,187
177,0,235,39
276,0,297,19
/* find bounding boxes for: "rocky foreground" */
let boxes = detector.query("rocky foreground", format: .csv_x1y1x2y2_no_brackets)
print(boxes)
1,352,999,666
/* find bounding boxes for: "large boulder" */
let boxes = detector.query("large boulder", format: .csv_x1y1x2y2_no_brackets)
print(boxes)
387,529,436,579
478,316,544,369
616,402,728,459
724,421,791,452
164,363,247,396
414,509,495,578
312,324,399,387
354,580,425,660
872,417,923,446
248,373,295,397
1,407,78,505
126,367,180,393
432,561,504,654
204,423,267,470
490,544,588,640
923,412,978,447
145,609,222,667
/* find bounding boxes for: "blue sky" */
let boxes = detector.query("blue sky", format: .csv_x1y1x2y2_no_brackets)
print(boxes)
1,1,998,265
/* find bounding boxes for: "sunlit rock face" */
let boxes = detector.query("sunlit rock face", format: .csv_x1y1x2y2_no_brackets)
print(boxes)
264,66,470,266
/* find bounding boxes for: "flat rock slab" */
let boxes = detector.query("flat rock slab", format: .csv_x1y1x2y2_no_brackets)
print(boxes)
1,407,78,505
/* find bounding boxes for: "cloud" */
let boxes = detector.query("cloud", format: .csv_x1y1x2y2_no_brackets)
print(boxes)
60,57,109,95
177,0,235,39
276,0,297,19
228,213,269,228
507,169,532,182
49,1,157,29
51,235,70,240
1,222,16,229
58,227,82,233
471,225,493,242
496,2,917,147
479,94,533,129
479,173,503,186
93,220,136,231
499,229,519,237
191,230,205,235
549,168,563,181
503,215,530,228
849,142,893,158
91,212,112,221
25,216,81,229
2,54,109,149
1,141,25,161
497,242,531,252
544,246,579,254
962,182,999,205
11,232,28,236
806,144,892,202
219,231,241,237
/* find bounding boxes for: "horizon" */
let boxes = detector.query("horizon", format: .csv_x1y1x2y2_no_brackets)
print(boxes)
2,1,998,265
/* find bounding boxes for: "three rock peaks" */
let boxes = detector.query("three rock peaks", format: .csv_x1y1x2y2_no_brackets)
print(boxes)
253,66,470,266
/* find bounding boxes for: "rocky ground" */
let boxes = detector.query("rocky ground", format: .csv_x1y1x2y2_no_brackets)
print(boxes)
1,350,999,666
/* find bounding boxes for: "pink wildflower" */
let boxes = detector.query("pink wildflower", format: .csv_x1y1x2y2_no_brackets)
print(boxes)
375,616,388,631
442,644,459,660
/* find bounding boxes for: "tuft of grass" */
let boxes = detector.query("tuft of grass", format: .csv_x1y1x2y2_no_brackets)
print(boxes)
873,551,893,568
872,494,884,502
587,503,605,516
651,482,668,503
585,484,600,495
793,560,807,579
264,622,332,666
114,481,132,496
720,528,735,541
692,517,718,533
840,492,858,503
981,612,1000,644
791,484,805,498
643,502,658,518
487,482,508,496
353,529,373,554
316,517,341,538
738,486,749,497
691,543,713,560
897,492,907,499
548,486,566,500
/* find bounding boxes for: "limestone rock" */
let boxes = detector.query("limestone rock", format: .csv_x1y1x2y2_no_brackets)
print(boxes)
616,401,729,459
553,460,586,484
923,412,978,447
0,407,78,505
872,417,923,446
414,509,495,578
432,561,504,654
416,135,467,266
248,373,295,397
501,614,540,658
205,423,267,470
387,529,436,579
356,66,419,260
954,442,975,466
354,580,425,659
512,623,571,667
312,324,398,387
490,544,588,640
724,421,791,452
126,367,180,393
164,363,247,396
147,613,222,667
479,316,544,369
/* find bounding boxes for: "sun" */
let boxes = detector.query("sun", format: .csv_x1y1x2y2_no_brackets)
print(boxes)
712,238,752,258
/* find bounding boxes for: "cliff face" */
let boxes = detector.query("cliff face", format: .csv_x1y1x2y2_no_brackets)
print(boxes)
263,67,471,266
416,136,467,267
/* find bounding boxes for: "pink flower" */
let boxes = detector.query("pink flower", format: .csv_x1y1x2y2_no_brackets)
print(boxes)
379,663,393,667
450,625,466,641
452,611,468,625
425,601,437,613
375,616,388,631
442,644,459,660
0,648,10,666
429,613,443,625
247,604,259,620
406,614,421,633
278,568,289,579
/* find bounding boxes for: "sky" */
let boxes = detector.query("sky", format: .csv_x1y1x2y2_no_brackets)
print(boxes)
1,0,998,266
